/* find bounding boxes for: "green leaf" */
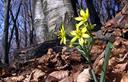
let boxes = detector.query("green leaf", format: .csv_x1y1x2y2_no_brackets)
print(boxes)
76,46,85,55
76,46,87,59
100,42,113,82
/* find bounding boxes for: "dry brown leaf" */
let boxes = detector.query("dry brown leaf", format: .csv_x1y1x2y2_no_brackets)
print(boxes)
38,48,55,65
122,40,128,46
11,75,25,81
32,69,45,81
91,41,105,61
59,77,69,82
70,48,81,62
72,70,81,82
108,57,117,66
47,48,53,55
113,28,122,37
23,74,31,82
112,47,126,56
113,37,122,47
114,62,128,73
49,70,69,80
0,68,5,77
69,53,81,62
77,68,91,82
118,52,128,62
45,76,59,82
3,77,16,82
62,46,67,54
70,64,84,82
0,64,10,77
121,73,128,82
93,51,104,74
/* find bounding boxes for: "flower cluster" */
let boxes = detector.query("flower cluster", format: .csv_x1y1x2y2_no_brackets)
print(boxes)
70,25,90,46
75,8,89,27
57,24,66,45
57,8,92,46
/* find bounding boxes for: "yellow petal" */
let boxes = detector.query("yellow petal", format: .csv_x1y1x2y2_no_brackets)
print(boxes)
58,35,61,39
82,27,87,33
75,17,83,21
76,21,84,27
82,34,90,38
61,24,65,31
84,39,87,44
60,38,63,44
86,8,89,17
60,29,63,33
58,32,62,38
70,31,76,36
79,38,84,46
71,36,78,43
76,24,80,31
80,9,86,17
83,8,89,21
61,28,64,34
63,37,66,44
69,43,73,47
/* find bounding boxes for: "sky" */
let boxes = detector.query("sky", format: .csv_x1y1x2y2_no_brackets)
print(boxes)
0,0,4,39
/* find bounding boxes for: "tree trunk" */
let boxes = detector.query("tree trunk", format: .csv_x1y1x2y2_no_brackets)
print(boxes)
33,0,74,44
32,0,46,44
3,0,11,64
23,16,28,47
85,0,102,31
28,0,34,45
9,1,22,49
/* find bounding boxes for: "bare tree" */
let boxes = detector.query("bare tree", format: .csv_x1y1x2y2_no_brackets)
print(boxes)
20,0,35,47
32,0,75,44
85,0,102,30
9,0,22,49
22,2,28,47
3,0,11,64
28,0,34,45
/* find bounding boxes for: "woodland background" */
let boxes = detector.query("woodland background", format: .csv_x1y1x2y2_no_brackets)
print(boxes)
1,0,123,64
0,0,128,82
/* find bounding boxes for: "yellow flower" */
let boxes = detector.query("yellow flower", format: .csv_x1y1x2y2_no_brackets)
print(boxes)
70,25,90,46
75,8,89,27
58,24,66,45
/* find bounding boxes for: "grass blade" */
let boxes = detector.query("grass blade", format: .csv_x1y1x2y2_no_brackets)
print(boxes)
100,42,113,82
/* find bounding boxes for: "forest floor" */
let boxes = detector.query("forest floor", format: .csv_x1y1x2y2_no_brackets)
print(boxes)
0,5,128,82
0,33,128,82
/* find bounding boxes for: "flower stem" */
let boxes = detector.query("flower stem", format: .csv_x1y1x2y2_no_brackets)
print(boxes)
79,45,98,82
